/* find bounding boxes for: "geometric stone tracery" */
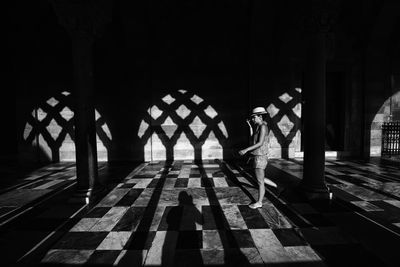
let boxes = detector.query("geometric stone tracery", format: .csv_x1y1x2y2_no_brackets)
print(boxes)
267,103,279,118
22,88,302,161
278,92,293,103
176,104,191,119
266,88,302,158
138,90,229,161
23,91,112,162
277,115,294,137
204,105,218,119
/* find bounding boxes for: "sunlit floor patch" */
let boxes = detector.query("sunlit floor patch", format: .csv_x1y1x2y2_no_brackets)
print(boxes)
4,160,400,266
36,159,393,267
1,159,397,266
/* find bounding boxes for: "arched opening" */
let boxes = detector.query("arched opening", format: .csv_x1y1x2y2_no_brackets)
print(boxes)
266,88,302,159
137,90,228,161
370,90,400,157
22,91,112,162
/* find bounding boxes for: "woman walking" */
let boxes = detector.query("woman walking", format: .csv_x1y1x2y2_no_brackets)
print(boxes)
239,107,277,209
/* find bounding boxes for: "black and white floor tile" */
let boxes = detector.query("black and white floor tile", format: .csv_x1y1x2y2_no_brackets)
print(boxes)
0,159,398,266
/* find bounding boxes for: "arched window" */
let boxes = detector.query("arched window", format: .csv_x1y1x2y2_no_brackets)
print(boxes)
266,88,302,158
370,91,400,156
137,90,228,161
23,91,112,162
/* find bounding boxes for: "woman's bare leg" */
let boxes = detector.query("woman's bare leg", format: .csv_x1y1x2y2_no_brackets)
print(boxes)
249,168,278,208
255,168,265,204
264,177,277,187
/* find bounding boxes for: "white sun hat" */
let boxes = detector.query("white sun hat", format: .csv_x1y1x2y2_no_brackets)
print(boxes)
251,107,268,116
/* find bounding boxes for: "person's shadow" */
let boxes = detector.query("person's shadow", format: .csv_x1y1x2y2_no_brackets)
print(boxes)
162,191,203,267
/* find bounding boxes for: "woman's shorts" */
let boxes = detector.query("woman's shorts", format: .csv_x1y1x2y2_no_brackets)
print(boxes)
252,155,268,169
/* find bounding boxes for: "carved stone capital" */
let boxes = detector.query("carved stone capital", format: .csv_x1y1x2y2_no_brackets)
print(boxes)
303,0,338,34
51,0,112,38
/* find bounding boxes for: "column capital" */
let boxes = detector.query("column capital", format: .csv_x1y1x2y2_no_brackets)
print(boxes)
302,0,338,34
51,0,112,38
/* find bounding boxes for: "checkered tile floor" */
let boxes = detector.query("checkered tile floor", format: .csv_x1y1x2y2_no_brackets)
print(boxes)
0,163,111,226
268,159,400,234
31,159,396,266
0,163,76,223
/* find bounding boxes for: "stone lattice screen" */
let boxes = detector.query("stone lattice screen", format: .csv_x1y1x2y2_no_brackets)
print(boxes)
22,91,112,162
21,88,304,162
266,88,302,158
138,90,229,161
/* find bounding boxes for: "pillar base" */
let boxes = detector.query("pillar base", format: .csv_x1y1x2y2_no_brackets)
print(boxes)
297,183,332,201
68,186,105,204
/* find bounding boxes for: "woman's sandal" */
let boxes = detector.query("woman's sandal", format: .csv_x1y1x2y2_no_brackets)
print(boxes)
249,202,263,209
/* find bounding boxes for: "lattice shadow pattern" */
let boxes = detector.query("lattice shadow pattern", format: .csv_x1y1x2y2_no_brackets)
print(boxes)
266,88,302,159
23,91,112,162
138,90,229,162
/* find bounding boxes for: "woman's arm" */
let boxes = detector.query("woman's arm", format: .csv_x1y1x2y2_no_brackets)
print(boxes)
246,119,253,137
239,124,266,155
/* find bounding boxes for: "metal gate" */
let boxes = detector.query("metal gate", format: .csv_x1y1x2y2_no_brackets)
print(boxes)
382,121,400,156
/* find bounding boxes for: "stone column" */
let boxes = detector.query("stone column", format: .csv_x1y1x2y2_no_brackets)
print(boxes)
299,1,335,200
51,0,112,203
71,31,100,203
